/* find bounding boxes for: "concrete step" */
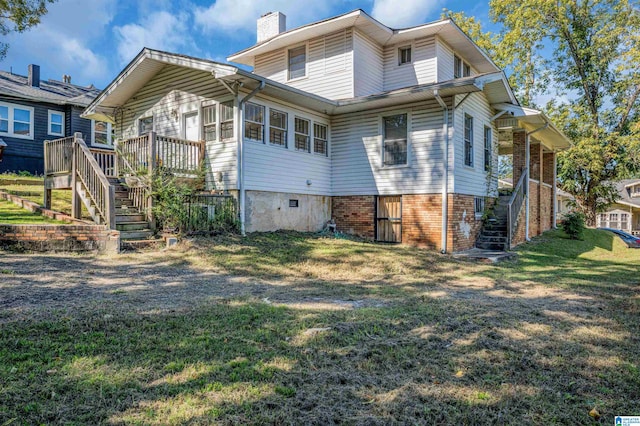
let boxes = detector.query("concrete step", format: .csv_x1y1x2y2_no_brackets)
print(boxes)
480,230,507,238
116,212,145,222
116,221,150,231
119,229,154,240
483,224,508,232
120,238,164,251
477,236,508,244
476,241,508,251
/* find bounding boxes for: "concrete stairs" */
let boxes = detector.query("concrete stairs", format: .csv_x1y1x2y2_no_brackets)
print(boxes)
109,178,154,241
475,194,511,251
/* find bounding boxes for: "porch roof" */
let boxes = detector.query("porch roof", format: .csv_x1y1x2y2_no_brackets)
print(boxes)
82,48,516,122
492,103,571,152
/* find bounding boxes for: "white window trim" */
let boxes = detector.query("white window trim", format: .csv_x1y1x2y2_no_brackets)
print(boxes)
138,115,154,136
0,101,34,140
483,125,492,172
379,110,411,169
244,102,265,143
463,112,474,168
47,110,65,137
397,44,413,66
202,97,236,143
91,120,113,148
474,196,485,220
269,108,288,148
286,42,309,82
294,116,310,152
313,122,329,157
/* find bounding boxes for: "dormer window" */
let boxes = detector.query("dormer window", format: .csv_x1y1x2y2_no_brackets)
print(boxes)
454,55,472,78
398,46,412,65
288,45,306,80
631,184,640,197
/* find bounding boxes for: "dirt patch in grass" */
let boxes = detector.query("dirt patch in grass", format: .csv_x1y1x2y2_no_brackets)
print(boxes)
0,230,638,424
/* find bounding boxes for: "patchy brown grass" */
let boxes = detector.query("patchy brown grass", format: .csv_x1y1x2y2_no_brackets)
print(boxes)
0,229,638,424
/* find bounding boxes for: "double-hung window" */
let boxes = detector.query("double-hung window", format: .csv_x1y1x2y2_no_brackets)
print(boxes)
484,126,492,171
464,114,474,167
220,101,234,141
203,105,216,142
314,123,328,156
269,109,287,147
609,213,619,230
93,121,112,146
0,102,34,139
382,113,408,166
398,46,412,65
288,45,306,80
454,55,462,78
245,102,264,142
474,197,485,219
48,111,64,136
294,117,310,152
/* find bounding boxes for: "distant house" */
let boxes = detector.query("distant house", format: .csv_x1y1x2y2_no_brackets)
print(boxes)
0,65,106,174
75,9,570,251
556,187,575,222
597,179,640,235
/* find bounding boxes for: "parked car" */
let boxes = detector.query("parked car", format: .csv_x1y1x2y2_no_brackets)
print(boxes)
598,228,640,248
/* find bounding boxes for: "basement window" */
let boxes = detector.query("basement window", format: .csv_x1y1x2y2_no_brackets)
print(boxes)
289,199,299,208
475,197,485,219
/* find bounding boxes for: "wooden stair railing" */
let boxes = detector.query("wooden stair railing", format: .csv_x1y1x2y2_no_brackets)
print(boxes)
72,133,116,229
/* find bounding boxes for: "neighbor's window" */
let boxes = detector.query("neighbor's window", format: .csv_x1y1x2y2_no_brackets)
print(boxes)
383,113,408,166
288,45,306,80
220,101,234,141
48,111,65,136
621,213,629,230
398,46,412,65
484,126,492,172
314,123,328,156
294,117,310,152
0,102,34,139
244,102,264,142
93,120,112,146
139,116,153,135
269,109,287,147
454,55,462,78
203,104,216,142
464,114,474,167
609,213,619,229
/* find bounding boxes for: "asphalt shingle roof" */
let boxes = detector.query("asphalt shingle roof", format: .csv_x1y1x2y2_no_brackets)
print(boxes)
0,70,100,107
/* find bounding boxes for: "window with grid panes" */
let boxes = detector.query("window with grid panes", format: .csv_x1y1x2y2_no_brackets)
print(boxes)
220,101,234,141
244,102,264,142
294,117,310,152
269,109,287,146
314,123,328,156
464,114,474,167
203,105,216,142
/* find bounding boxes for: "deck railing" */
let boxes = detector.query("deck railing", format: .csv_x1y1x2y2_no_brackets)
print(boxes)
74,135,115,229
90,148,117,178
117,135,150,174
156,135,204,175
507,169,528,249
44,136,74,176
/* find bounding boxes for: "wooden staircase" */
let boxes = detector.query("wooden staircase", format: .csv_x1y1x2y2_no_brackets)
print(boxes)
110,178,153,240
475,194,510,251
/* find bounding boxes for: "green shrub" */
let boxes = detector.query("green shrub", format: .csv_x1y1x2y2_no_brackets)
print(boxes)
561,211,585,240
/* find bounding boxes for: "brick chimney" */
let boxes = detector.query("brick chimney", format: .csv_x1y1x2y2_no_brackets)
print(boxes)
257,12,286,43
28,64,40,88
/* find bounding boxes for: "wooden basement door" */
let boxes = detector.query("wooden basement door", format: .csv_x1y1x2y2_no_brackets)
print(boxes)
376,196,402,243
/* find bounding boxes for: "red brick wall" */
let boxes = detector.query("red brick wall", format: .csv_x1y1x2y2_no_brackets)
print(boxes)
543,152,555,185
512,202,527,247
530,143,542,181
540,184,552,232
332,196,375,239
402,194,442,249
0,224,120,252
529,181,540,237
513,131,527,183
447,194,488,252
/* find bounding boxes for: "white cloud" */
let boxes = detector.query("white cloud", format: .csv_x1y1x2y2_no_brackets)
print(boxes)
371,0,443,28
0,0,116,86
113,11,195,66
193,0,340,34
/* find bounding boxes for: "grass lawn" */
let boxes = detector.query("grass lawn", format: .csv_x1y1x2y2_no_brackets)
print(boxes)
0,229,638,424
0,199,67,224
0,178,91,219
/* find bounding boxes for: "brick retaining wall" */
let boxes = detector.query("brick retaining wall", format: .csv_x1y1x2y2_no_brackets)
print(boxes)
0,224,120,253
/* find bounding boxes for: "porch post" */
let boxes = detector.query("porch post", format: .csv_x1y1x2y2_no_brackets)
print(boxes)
43,139,51,209
71,133,82,219
552,152,557,228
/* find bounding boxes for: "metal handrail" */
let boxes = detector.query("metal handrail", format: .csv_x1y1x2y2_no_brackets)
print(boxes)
507,169,528,249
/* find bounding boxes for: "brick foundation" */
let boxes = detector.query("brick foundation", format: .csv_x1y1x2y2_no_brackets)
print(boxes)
333,194,488,253
332,196,375,239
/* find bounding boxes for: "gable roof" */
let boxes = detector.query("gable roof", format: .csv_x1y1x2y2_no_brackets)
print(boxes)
82,48,515,122
227,9,500,74
0,70,100,107
614,179,640,208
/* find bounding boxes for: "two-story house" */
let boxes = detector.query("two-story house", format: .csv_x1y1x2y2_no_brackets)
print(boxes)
0,64,107,174
82,9,570,252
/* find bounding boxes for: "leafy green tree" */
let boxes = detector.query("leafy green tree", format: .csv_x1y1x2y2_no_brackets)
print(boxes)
0,0,56,59
446,0,640,225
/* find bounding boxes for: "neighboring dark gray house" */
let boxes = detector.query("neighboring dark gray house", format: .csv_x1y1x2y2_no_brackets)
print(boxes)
0,64,107,174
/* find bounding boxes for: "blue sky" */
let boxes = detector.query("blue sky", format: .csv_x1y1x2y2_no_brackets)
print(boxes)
0,0,494,89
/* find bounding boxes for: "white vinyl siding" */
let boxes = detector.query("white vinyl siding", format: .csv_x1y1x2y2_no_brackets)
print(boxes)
436,37,455,82
253,29,354,99
331,99,452,196
352,30,383,97
383,36,436,91
119,65,238,191
453,92,498,196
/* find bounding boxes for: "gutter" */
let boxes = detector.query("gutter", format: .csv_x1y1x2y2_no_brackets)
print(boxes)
434,90,449,253
215,73,266,236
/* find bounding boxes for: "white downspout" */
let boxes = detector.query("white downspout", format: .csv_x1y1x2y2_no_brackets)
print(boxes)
237,81,265,235
434,90,449,254
525,123,549,241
